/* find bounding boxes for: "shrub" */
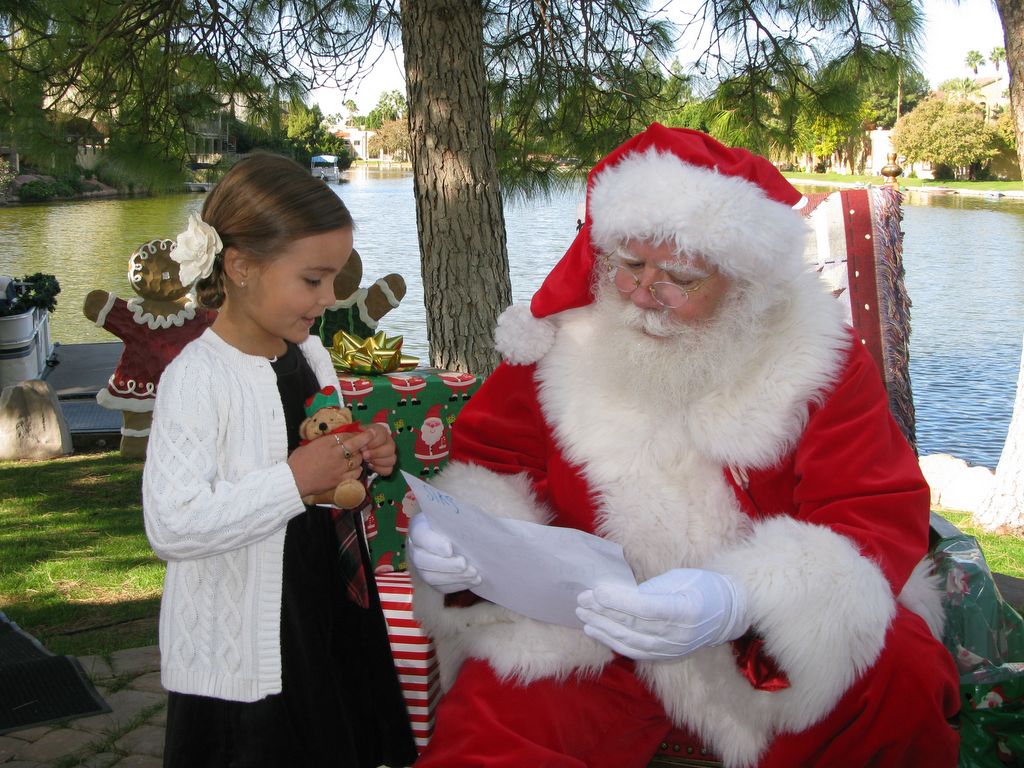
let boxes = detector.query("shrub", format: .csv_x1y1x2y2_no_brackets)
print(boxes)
17,180,57,202
56,173,85,194
16,178,77,201
0,157,13,198
0,273,61,317
51,179,76,197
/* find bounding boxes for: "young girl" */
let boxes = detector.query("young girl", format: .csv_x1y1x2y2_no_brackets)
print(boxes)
142,153,418,767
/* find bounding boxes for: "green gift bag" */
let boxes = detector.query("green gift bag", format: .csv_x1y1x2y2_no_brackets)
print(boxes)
931,524,1024,767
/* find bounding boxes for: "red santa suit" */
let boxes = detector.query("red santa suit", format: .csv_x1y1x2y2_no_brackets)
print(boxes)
411,124,959,768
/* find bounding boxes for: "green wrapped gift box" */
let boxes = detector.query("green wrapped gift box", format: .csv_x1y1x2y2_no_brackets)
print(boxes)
337,368,482,574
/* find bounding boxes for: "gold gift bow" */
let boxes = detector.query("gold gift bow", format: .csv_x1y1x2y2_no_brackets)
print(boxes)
329,330,419,374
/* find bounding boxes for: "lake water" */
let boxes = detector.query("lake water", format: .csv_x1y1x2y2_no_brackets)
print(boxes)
1,167,1021,469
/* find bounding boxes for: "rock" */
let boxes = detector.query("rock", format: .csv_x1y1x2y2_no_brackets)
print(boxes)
942,465,996,513
919,453,995,513
0,379,72,460
919,453,968,506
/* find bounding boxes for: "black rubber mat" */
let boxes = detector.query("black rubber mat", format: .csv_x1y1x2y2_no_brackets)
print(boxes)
0,613,110,734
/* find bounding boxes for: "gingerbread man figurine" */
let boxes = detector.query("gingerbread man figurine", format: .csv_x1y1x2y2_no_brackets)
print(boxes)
83,239,216,457
313,247,406,344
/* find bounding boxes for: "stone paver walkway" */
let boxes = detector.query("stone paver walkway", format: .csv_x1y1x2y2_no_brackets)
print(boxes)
2,574,1022,768
0,646,165,768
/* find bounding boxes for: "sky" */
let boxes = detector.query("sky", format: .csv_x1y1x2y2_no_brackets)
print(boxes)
311,0,1007,118
919,0,1006,85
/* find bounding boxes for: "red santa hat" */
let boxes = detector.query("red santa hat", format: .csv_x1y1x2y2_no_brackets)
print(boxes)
423,404,443,424
495,123,809,365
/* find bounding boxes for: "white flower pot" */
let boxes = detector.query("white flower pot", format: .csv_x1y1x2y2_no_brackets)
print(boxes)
0,309,35,347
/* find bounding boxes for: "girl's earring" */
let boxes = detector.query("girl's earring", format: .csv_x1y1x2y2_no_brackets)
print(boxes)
239,280,246,288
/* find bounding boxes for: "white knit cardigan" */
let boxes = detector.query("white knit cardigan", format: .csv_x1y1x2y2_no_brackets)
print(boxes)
142,329,340,701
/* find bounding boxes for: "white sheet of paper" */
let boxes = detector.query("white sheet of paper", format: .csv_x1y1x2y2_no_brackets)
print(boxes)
403,472,637,628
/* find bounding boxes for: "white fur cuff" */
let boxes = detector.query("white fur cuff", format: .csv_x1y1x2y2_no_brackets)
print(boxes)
707,516,896,732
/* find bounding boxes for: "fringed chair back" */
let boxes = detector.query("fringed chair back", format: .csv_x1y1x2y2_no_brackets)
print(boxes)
802,186,917,452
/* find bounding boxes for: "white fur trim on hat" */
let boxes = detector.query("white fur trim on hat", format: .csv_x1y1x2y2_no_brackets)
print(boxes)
494,304,557,365
589,147,809,287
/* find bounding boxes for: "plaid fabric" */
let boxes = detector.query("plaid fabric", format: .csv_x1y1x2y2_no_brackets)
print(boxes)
332,504,370,609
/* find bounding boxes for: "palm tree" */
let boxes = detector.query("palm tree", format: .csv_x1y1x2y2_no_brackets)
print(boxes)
940,77,980,99
966,50,985,75
990,46,1006,73
343,99,358,125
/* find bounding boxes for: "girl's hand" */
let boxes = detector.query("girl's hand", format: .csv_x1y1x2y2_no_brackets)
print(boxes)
287,433,365,498
341,423,398,477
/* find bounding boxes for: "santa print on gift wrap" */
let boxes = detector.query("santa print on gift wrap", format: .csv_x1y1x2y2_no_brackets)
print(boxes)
372,408,392,435
973,685,1010,710
364,507,378,541
386,373,427,406
338,375,373,410
945,566,970,606
393,491,413,537
375,550,405,575
334,369,484,569
413,404,449,475
437,371,477,402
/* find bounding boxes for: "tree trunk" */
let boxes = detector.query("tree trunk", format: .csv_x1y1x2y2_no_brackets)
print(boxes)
994,0,1024,179
984,1,1024,534
896,68,903,123
974,333,1024,534
400,0,512,376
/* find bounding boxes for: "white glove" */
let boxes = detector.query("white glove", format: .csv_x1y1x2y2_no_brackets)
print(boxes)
575,568,749,661
406,514,482,595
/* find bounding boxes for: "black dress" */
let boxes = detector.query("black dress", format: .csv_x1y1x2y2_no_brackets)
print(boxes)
164,343,417,768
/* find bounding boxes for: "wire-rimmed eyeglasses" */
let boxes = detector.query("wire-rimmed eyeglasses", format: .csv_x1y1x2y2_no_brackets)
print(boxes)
603,250,717,309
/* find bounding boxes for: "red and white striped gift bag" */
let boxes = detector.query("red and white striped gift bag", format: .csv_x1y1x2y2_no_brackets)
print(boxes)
376,571,440,751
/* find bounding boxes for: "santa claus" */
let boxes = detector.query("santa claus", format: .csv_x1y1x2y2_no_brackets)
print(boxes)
414,404,449,475
407,124,960,767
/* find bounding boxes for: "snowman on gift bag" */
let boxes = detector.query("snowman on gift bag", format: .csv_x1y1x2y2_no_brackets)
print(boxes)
413,404,449,475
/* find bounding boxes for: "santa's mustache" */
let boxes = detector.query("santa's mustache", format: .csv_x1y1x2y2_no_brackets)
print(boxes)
590,277,777,405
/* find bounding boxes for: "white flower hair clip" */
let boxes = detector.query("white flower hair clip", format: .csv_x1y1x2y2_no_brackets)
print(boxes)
172,213,223,286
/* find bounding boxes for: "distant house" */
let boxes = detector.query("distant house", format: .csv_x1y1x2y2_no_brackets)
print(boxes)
188,111,236,168
803,71,1018,181
333,127,376,161
970,75,1010,121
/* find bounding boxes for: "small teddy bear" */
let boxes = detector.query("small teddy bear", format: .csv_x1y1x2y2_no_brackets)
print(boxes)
299,386,367,509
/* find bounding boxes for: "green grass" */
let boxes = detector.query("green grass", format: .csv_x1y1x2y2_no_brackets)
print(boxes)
934,508,1024,578
0,451,162,657
783,171,1024,192
1,451,1020,660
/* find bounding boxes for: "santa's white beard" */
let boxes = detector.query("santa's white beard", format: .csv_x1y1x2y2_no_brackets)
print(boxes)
421,420,445,446
590,278,783,407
